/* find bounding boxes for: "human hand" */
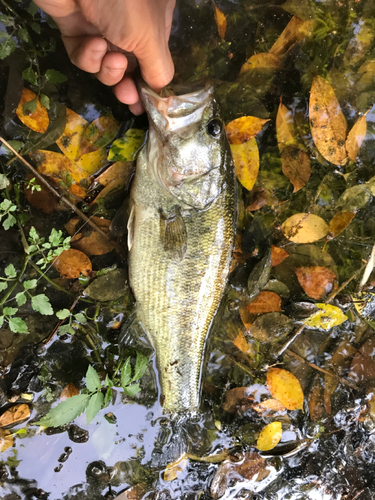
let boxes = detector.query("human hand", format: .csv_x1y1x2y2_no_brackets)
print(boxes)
34,0,176,114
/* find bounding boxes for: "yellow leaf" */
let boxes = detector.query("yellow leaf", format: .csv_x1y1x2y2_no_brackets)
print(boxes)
56,108,88,161
164,454,188,481
240,53,282,74
213,1,227,41
0,429,13,452
230,138,259,191
267,368,304,410
76,147,108,176
276,102,299,154
257,421,283,451
108,129,146,162
303,303,348,330
309,76,348,166
346,113,367,162
281,213,329,243
16,88,49,133
328,211,356,238
270,16,314,56
226,116,270,145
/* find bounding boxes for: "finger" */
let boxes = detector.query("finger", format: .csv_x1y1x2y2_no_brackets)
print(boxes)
113,75,139,105
135,37,174,91
62,35,107,73
95,51,128,86
129,101,145,116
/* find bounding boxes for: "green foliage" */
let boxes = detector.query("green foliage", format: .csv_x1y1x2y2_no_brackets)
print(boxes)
0,35,16,60
56,309,87,335
45,69,68,84
28,227,71,268
0,199,17,230
35,393,91,427
22,68,38,86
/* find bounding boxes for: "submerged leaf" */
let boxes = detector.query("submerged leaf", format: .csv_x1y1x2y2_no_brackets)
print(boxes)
240,53,282,74
345,113,367,162
16,88,49,133
213,1,226,41
271,246,289,267
0,429,13,452
230,138,259,191
303,303,348,330
295,266,337,300
53,249,92,279
270,16,314,56
226,116,269,145
108,129,146,162
0,404,30,427
257,421,283,451
267,368,304,410
281,213,329,243
281,147,311,193
80,116,119,157
164,454,188,481
276,102,299,153
329,211,356,238
246,291,282,314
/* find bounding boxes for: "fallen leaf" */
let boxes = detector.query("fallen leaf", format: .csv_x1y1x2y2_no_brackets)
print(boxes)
53,249,92,279
113,484,146,500
303,303,348,330
295,266,337,300
240,53,282,74
16,88,49,133
257,421,283,451
276,102,299,153
329,211,356,238
79,116,119,157
248,312,293,343
252,399,286,414
270,16,314,56
271,246,289,267
108,129,146,162
308,378,325,421
246,188,269,211
96,161,135,187
66,217,116,256
246,291,282,314
222,387,255,413
164,454,188,481
267,368,304,410
24,174,62,214
213,1,227,41
281,213,329,243
226,116,270,145
239,305,253,331
346,113,367,162
230,138,259,191
56,108,88,161
77,147,108,176
60,383,79,401
0,429,13,452
0,404,30,427
233,330,253,354
349,338,375,383
309,76,348,166
281,147,311,192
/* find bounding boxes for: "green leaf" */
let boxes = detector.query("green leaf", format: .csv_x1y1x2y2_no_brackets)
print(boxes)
23,279,37,290
103,387,113,407
107,129,146,162
0,282,8,291
74,313,87,324
58,324,75,335
123,383,141,397
23,98,37,115
35,393,90,427
8,317,28,334
3,214,16,230
85,365,102,392
45,69,68,84
5,264,16,278
0,174,10,190
31,22,41,34
28,226,39,242
28,1,38,15
40,94,50,110
4,307,18,316
133,352,148,382
22,68,37,86
86,392,104,424
0,36,16,60
56,309,71,320
17,28,30,43
121,357,132,388
49,228,62,246
0,316,4,327
0,15,14,26
15,292,27,307
104,374,114,388
31,294,53,315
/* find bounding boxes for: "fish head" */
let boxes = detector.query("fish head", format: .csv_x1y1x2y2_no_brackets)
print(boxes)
139,81,230,209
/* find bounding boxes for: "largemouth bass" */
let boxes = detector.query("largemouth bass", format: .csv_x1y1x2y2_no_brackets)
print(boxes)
128,81,235,412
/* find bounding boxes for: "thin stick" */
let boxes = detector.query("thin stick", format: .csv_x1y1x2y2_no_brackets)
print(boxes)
326,262,366,303
0,136,111,241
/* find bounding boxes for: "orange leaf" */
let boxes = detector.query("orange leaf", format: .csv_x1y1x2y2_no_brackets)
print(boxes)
267,368,304,410
257,421,282,451
281,147,311,193
56,108,88,161
252,398,286,413
329,211,356,238
0,404,30,427
96,161,135,187
222,387,255,413
233,330,253,354
271,245,289,267
309,76,348,166
66,217,116,256
270,16,314,56
308,378,325,421
60,383,79,400
16,88,49,133
213,1,227,41
240,53,282,74
226,116,270,145
295,266,337,300
164,454,188,481
0,429,13,452
53,249,92,279
346,113,367,162
246,291,282,314
230,138,259,191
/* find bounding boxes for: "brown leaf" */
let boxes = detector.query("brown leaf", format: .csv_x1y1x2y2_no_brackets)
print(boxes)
0,429,13,452
164,454,188,481
213,1,227,41
308,378,325,421
66,217,116,256
295,266,337,300
246,291,282,314
222,387,255,413
281,147,311,192
60,383,79,401
230,138,259,191
271,246,289,267
113,484,146,500
346,113,367,162
53,249,92,279
248,312,293,343
16,88,49,133
233,330,253,354
240,53,282,74
252,398,286,414
267,368,304,410
349,338,375,383
0,404,30,428
246,188,269,211
226,116,270,145
281,213,329,243
95,161,135,187
329,211,356,238
24,174,62,214
309,76,348,166
270,16,314,56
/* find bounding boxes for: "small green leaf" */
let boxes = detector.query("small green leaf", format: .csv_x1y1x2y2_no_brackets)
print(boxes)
40,94,50,110
28,1,38,15
86,392,104,424
5,264,16,278
3,214,16,230
0,282,8,291
104,374,114,388
35,393,90,427
15,292,27,306
23,98,37,115
74,313,87,324
45,69,68,84
30,22,41,34
28,226,39,242
121,357,132,388
0,15,14,26
85,365,102,392
0,316,4,327
133,352,148,382
56,309,71,320
32,294,53,315
22,68,37,86
23,279,37,290
0,174,10,189
123,383,141,397
58,324,75,335
0,36,16,60
8,317,28,334
17,28,30,43
4,307,18,316
103,387,113,407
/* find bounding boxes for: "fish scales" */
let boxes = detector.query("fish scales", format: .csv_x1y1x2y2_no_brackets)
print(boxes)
128,82,235,412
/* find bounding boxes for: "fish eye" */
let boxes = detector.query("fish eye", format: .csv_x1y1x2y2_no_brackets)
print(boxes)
207,118,222,138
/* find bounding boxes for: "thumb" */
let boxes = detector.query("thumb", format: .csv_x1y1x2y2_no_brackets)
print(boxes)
134,38,174,91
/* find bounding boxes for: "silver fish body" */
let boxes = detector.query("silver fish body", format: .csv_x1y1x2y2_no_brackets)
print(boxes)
128,82,235,412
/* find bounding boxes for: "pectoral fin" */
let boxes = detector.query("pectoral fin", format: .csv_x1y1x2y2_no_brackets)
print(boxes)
160,206,187,261
127,204,135,251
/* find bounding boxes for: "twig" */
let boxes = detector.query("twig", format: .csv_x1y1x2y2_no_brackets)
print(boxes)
326,262,366,303
0,136,111,242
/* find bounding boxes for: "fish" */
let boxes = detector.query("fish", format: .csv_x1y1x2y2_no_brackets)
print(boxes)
127,80,235,413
